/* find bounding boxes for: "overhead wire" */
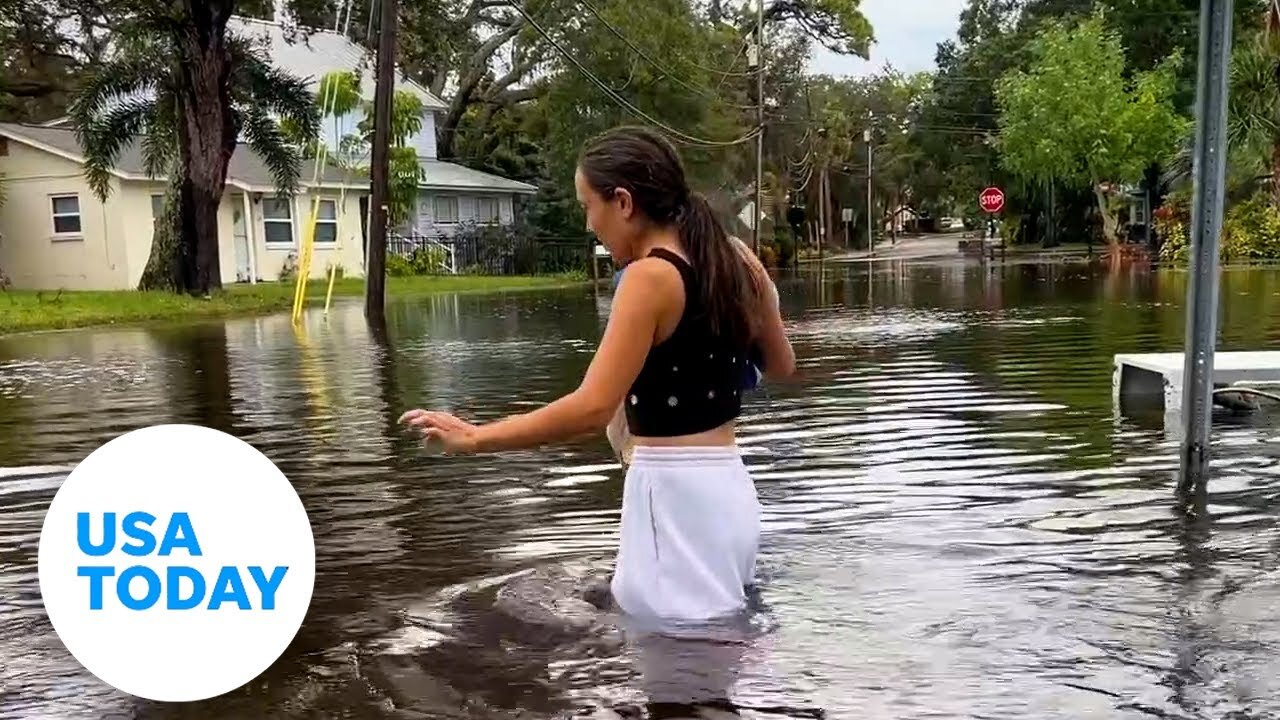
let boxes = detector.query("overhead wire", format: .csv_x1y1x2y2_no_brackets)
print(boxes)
574,0,758,109
507,1,761,147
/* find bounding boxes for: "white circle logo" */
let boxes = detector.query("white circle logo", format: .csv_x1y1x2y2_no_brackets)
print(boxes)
37,424,315,703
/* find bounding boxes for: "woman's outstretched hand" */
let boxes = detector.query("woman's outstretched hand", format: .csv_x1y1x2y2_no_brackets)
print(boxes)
398,409,480,454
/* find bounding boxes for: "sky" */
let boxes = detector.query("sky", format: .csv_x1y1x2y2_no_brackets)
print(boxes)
806,0,968,77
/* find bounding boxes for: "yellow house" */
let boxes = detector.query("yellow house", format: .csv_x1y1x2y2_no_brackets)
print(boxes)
0,122,371,291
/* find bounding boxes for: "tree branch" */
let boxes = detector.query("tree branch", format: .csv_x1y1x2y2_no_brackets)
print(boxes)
482,51,541,100
0,78,63,98
463,0,511,25
483,84,543,106
436,15,529,157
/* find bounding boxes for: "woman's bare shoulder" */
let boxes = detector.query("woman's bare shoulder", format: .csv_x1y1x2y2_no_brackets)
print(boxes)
615,255,685,303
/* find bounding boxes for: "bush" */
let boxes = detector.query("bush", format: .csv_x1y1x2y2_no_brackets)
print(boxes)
999,216,1021,244
759,243,778,268
278,252,298,282
1157,193,1280,263
773,228,796,268
1154,193,1190,262
386,253,414,277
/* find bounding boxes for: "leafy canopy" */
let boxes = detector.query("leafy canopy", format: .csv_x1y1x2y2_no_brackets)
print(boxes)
994,13,1187,189
68,27,320,202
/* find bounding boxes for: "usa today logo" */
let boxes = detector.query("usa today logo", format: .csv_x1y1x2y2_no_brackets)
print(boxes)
37,424,316,702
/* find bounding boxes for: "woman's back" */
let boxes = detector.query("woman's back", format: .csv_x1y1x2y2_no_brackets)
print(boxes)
624,247,753,439
399,125,796,624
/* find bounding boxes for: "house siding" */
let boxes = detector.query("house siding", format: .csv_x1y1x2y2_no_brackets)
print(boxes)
0,142,130,290
133,183,251,288
252,190,368,281
410,191,515,237
321,109,438,161
0,137,372,289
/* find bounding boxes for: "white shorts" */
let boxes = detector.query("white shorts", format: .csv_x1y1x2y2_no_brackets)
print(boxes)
611,446,762,622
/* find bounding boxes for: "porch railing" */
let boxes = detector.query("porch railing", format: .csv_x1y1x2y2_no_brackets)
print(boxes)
386,232,591,276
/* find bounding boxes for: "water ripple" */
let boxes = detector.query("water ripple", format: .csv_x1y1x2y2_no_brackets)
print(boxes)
0,265,1278,718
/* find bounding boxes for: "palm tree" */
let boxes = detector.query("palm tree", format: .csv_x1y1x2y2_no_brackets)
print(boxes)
1161,20,1280,206
1226,28,1280,205
69,14,320,294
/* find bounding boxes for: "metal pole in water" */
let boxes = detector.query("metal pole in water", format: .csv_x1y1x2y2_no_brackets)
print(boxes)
752,0,765,256
1179,0,1234,492
865,125,873,256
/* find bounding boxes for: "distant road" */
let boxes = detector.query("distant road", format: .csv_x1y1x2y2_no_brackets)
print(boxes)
806,233,966,263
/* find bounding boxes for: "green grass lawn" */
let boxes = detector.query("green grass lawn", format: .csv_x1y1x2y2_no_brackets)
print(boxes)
0,273,590,335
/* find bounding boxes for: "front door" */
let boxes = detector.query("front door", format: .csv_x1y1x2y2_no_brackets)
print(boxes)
231,196,251,283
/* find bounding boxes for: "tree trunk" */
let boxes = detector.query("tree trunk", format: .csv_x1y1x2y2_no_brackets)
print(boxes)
826,167,837,248
138,172,184,291
891,190,900,241
173,1,237,296
1093,184,1121,248
435,18,527,160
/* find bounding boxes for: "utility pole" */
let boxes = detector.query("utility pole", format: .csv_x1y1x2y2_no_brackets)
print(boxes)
365,0,397,322
818,158,827,253
750,0,765,255
865,124,873,256
1179,0,1234,494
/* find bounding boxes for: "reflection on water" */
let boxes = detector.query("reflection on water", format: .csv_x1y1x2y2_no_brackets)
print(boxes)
2,261,1280,719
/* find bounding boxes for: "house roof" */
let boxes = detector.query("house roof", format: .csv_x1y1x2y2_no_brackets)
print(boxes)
419,159,538,195
0,123,542,196
0,122,365,191
227,16,447,112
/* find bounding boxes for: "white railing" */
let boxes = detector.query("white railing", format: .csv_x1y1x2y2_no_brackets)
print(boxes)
388,232,457,274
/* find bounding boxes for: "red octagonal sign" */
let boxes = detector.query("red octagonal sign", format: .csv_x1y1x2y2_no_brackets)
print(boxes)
979,186,1005,214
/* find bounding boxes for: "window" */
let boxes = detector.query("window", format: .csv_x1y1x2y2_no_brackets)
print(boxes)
150,194,164,218
262,197,294,245
1132,198,1148,226
433,195,459,224
476,196,500,224
50,194,82,236
314,199,338,243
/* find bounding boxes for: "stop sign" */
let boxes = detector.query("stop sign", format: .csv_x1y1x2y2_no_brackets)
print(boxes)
979,187,1005,214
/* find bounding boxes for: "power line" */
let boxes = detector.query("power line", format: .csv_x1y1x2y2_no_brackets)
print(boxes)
574,0,758,110
576,0,757,78
508,1,761,147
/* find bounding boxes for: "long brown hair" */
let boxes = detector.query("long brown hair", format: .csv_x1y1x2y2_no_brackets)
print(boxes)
578,125,764,345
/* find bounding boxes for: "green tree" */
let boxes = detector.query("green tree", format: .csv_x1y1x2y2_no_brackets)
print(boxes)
536,0,751,216
994,14,1187,247
357,90,426,228
68,3,320,295
1227,27,1280,205
291,70,424,228
758,0,874,55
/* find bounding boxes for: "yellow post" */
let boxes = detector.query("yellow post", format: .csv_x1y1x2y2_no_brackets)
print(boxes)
290,196,322,325
323,263,337,315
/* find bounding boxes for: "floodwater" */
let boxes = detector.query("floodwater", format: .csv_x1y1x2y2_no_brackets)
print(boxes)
2,259,1280,719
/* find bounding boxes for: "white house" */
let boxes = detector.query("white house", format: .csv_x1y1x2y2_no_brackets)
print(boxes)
1,15,539,291
0,121,371,289
225,16,538,241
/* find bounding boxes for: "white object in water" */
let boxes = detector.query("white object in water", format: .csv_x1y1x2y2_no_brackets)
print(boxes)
1113,351,1280,411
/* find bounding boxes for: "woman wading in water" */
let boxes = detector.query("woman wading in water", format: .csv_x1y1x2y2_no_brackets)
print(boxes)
400,126,795,622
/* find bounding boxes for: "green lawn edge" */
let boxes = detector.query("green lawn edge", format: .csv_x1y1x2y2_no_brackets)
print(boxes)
0,274,591,335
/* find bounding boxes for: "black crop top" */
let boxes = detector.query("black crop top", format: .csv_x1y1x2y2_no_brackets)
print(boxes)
624,248,752,437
